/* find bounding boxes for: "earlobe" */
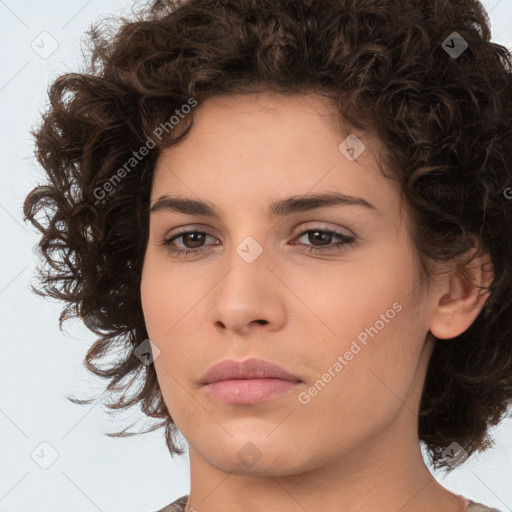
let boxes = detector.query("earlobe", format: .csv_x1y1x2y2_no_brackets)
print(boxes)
428,249,494,340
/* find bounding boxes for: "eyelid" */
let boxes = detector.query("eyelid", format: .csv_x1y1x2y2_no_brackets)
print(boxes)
161,223,218,239
293,222,353,237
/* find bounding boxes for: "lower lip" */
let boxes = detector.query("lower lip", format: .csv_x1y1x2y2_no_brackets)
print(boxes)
204,378,300,404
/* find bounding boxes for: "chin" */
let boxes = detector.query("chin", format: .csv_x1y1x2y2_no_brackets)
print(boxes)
199,439,314,477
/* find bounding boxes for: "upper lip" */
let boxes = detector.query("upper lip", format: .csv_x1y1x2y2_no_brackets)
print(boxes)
201,358,302,384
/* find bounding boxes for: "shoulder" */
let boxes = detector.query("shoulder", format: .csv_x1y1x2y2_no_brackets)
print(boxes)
153,494,189,512
467,502,503,512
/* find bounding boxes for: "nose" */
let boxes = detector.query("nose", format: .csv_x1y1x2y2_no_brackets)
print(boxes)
208,240,287,336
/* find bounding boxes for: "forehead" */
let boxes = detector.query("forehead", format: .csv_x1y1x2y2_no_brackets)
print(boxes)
150,91,401,223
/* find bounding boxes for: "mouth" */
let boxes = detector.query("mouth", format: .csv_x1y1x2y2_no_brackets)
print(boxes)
204,378,301,404
200,357,303,405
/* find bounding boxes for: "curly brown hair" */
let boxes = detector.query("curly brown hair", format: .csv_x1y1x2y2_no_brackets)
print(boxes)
23,0,512,471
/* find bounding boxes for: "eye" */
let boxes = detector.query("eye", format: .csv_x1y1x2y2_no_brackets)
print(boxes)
291,228,356,254
160,226,356,257
161,229,218,257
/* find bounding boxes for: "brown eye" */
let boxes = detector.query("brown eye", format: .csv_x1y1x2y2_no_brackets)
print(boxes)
179,232,207,248
161,227,356,258
162,230,218,256
291,228,356,253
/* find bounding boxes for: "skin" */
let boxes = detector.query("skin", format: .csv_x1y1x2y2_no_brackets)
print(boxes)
140,90,493,512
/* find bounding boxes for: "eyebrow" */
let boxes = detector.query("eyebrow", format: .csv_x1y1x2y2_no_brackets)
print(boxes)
149,192,379,218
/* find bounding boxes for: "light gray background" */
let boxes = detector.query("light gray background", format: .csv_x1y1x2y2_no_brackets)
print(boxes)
1,0,511,511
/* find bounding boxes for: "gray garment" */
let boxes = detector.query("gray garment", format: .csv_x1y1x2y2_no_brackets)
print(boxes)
153,495,503,512
467,504,503,512
153,494,188,512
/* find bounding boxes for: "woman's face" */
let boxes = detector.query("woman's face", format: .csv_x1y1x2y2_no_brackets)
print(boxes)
140,90,436,476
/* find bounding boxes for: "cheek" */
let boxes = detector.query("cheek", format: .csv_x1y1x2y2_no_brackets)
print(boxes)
140,250,202,337
296,307,425,446
140,268,168,340
299,253,415,353
140,255,204,390
306,244,425,394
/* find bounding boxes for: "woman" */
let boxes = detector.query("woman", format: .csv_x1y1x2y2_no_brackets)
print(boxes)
23,0,512,511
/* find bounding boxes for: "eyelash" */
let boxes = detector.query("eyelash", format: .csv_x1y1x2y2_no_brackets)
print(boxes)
160,227,356,257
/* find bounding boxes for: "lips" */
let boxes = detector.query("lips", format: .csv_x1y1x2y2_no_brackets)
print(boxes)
201,357,302,384
200,358,303,404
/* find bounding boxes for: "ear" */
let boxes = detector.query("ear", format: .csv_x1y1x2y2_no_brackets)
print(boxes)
428,248,494,340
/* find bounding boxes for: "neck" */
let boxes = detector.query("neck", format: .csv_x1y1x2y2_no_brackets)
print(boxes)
185,404,466,512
